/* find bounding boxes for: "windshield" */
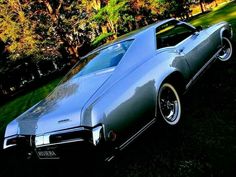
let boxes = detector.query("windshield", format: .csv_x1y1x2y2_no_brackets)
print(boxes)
61,40,133,83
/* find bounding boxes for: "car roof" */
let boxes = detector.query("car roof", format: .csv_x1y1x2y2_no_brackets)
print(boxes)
82,18,177,59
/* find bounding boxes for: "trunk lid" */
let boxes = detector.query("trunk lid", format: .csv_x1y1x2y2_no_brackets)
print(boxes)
9,70,113,136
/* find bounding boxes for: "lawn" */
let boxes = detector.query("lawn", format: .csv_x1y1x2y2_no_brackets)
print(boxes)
189,1,236,42
0,78,61,139
0,2,236,177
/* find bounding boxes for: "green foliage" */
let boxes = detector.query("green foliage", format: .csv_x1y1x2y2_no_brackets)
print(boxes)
92,32,114,47
0,0,193,61
0,0,39,60
93,0,128,37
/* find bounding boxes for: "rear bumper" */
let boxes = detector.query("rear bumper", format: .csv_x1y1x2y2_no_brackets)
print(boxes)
3,125,105,160
3,137,102,160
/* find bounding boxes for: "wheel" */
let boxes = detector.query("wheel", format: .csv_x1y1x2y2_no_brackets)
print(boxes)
158,83,181,125
218,37,233,61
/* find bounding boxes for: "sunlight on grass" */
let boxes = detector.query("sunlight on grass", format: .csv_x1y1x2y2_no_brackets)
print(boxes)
190,1,236,43
190,1,236,30
212,1,229,11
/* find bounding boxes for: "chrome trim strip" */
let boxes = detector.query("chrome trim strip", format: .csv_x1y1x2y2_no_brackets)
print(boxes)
95,67,115,75
35,127,87,147
186,48,222,90
105,155,115,162
3,135,18,149
36,138,85,148
119,118,157,151
3,141,16,149
38,157,60,160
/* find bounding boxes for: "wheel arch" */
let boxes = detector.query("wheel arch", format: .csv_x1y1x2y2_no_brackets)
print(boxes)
155,71,185,118
155,71,184,125
161,71,186,94
220,27,233,44
218,27,233,61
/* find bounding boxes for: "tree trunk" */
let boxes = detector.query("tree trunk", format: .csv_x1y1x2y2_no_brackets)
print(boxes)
200,0,205,13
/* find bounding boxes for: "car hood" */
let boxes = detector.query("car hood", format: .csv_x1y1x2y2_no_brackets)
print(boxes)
5,70,113,137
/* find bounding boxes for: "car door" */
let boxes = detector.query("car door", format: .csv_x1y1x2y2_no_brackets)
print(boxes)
156,21,212,78
175,25,212,77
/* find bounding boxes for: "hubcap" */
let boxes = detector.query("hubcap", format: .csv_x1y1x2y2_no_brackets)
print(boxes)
158,83,181,125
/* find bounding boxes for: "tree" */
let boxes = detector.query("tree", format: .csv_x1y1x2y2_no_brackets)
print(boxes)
128,0,157,29
1,0,193,62
198,0,218,13
93,0,128,40
26,0,97,62
0,0,39,60
204,0,218,7
155,0,191,19
199,0,205,12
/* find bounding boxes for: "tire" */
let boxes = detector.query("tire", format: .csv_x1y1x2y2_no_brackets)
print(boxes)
218,37,233,61
158,83,181,126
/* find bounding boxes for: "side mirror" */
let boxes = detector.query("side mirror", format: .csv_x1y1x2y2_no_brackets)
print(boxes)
195,26,203,32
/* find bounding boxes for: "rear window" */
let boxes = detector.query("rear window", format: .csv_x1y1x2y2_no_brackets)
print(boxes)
62,40,133,82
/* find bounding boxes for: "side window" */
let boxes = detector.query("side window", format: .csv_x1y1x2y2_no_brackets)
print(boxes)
156,22,194,49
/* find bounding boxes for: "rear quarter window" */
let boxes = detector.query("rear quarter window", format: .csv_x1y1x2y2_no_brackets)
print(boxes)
156,22,194,49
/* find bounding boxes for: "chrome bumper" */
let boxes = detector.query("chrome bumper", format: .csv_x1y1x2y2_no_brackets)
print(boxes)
3,125,104,159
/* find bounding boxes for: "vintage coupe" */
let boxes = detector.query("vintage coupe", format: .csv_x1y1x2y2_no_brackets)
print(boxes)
3,18,233,160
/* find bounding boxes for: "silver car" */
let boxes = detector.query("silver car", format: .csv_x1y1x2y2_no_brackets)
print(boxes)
3,18,233,160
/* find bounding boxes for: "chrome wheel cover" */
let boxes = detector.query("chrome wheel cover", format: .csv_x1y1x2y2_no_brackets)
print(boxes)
158,83,181,125
218,37,233,61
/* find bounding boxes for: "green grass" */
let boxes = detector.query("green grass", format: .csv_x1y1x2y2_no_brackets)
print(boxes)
189,1,236,42
0,78,61,138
